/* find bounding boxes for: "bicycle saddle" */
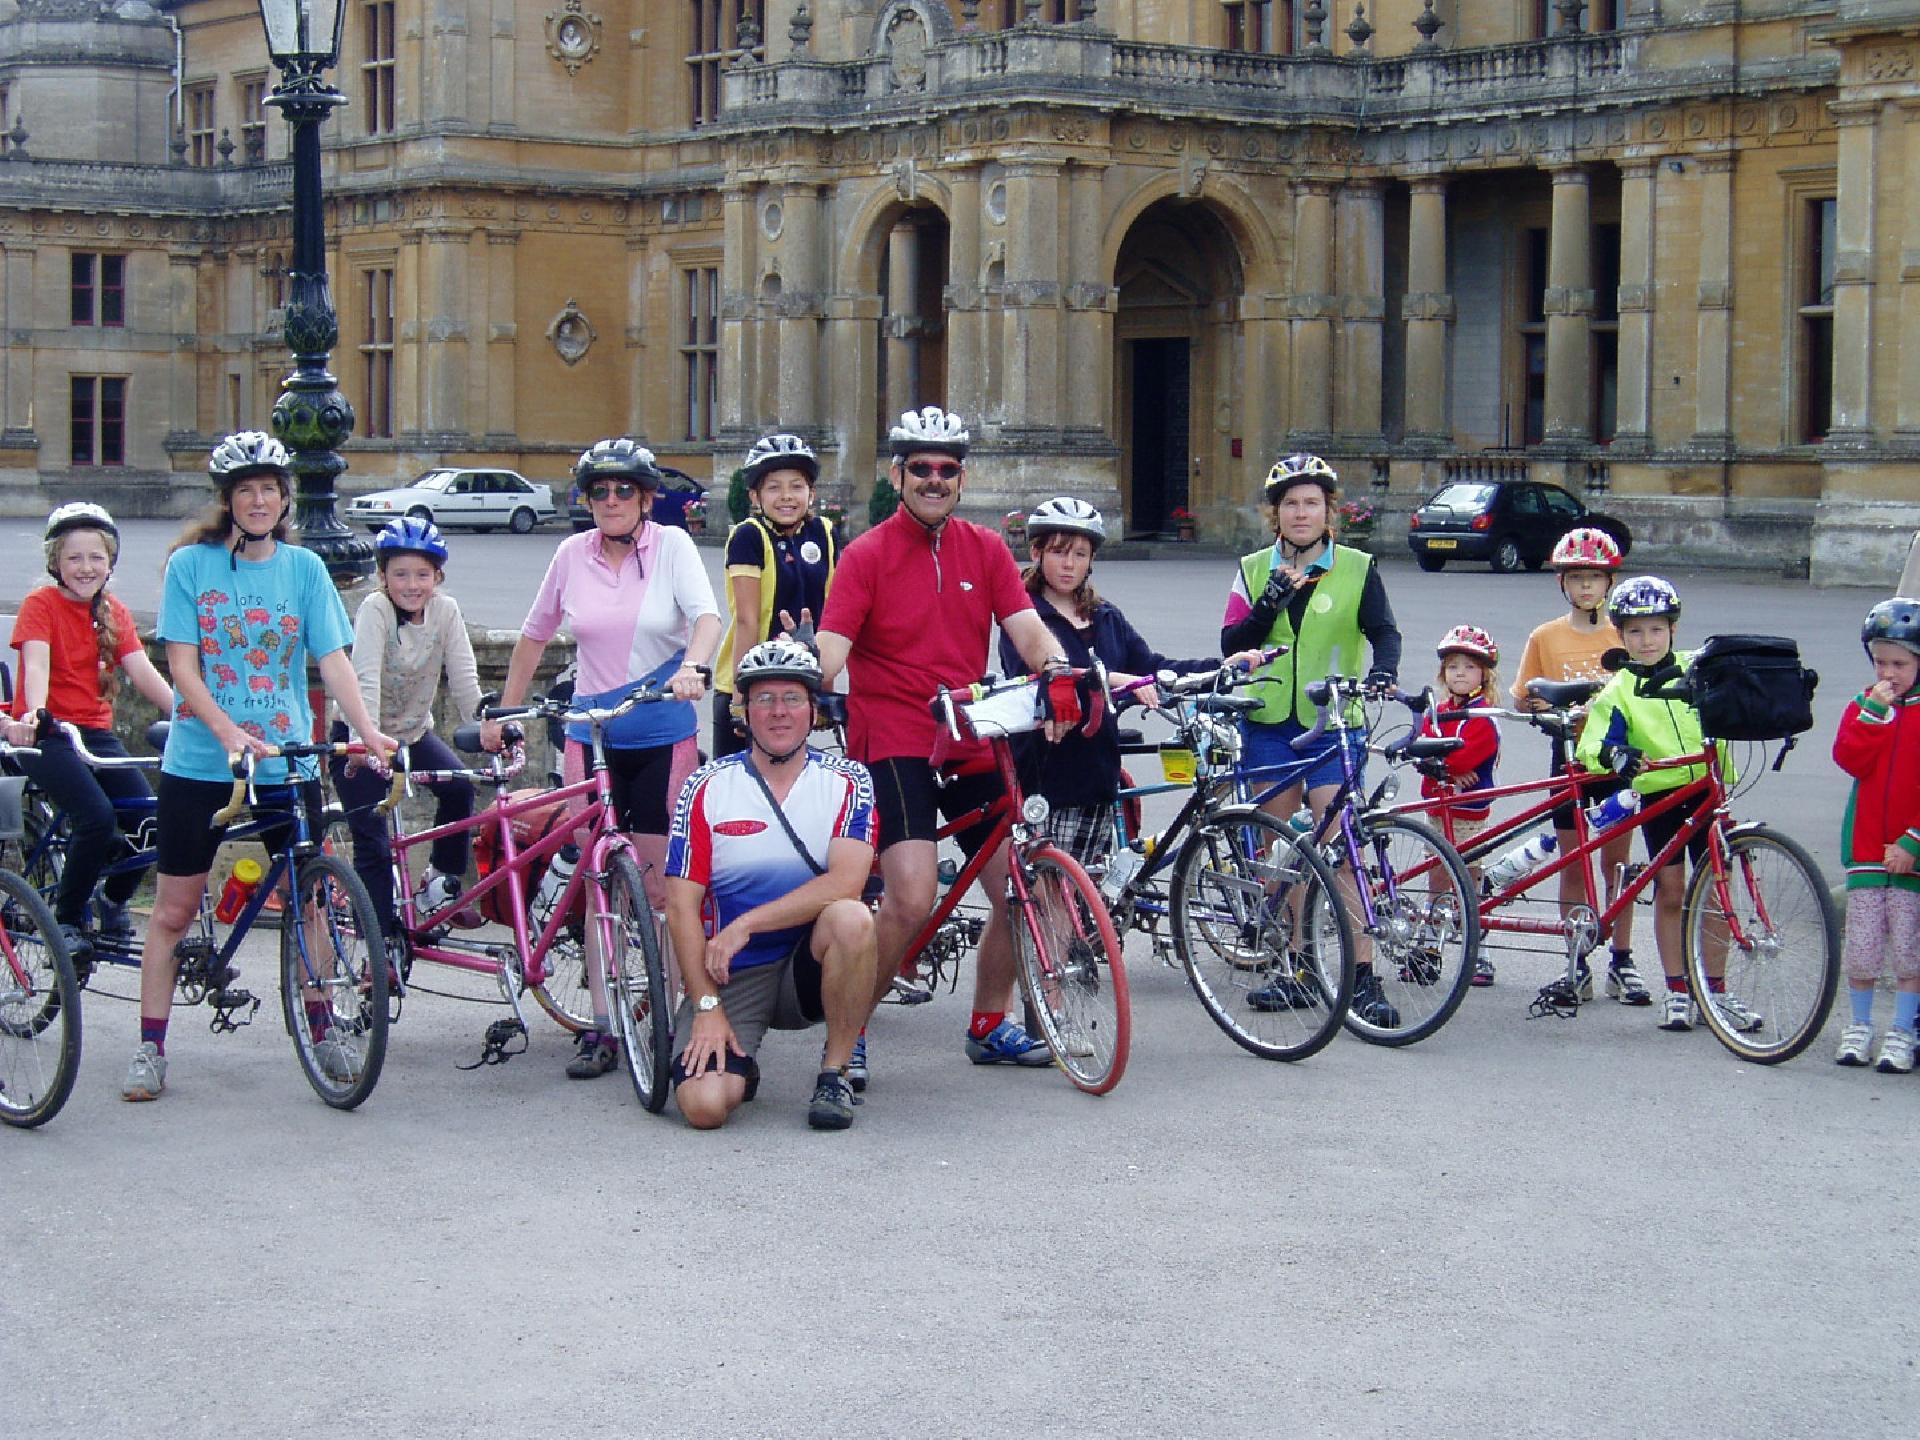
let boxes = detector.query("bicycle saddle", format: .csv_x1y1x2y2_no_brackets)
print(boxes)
145,720,171,751
1399,736,1464,760
1195,694,1260,715
1115,726,1145,748
1524,678,1601,708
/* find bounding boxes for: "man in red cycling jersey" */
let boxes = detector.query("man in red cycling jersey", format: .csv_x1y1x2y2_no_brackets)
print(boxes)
818,406,1073,1086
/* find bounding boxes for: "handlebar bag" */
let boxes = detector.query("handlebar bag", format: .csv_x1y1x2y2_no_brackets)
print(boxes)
472,788,580,925
1687,634,1818,742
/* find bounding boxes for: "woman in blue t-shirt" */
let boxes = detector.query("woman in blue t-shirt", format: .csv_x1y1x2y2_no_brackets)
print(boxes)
120,431,396,1105
710,434,837,757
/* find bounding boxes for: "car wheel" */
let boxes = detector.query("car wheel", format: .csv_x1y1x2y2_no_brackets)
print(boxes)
1524,552,1548,572
509,507,536,535
1489,536,1524,574
1416,553,1446,573
1588,514,1633,558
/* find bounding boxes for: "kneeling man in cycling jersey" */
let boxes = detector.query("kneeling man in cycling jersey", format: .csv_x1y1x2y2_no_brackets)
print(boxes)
664,638,879,1131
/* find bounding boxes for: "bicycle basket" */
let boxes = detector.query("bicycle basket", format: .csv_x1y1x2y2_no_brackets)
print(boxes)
1687,634,1818,742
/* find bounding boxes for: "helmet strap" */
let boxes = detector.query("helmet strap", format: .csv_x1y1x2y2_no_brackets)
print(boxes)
748,724,810,767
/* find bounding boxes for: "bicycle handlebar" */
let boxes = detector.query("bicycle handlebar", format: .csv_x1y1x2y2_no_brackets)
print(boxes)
481,667,710,731
214,740,385,828
1293,676,1431,751
45,719,158,770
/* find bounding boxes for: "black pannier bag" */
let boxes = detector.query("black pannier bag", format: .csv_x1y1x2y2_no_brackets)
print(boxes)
1686,634,1818,741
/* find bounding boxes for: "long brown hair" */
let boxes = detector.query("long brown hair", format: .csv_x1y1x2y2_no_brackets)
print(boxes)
169,469,296,555
1021,532,1102,622
44,526,123,702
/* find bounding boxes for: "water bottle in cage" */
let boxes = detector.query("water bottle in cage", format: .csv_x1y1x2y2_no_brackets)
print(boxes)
1584,789,1641,833
531,844,580,927
1483,830,1559,890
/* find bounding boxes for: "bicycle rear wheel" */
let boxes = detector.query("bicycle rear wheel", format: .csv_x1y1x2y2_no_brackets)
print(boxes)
602,851,675,1113
279,854,388,1109
1683,826,1839,1064
0,869,80,1128
1012,844,1130,1094
530,926,593,1034
1171,809,1354,1061
1339,814,1480,1047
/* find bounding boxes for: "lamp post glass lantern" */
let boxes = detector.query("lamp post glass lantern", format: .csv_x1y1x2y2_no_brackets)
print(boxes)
257,0,369,586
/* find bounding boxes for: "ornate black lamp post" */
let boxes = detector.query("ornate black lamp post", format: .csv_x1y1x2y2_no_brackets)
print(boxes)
257,0,370,587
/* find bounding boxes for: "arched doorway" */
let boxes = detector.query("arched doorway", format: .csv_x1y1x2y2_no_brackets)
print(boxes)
1113,200,1243,538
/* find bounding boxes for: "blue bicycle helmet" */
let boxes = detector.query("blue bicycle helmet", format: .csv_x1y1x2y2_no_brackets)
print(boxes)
1607,575,1681,625
1862,596,1920,660
375,515,449,567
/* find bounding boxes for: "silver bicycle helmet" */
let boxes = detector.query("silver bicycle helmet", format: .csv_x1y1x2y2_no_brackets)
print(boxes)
1862,596,1920,660
1607,575,1682,624
735,636,823,695
1263,452,1338,502
1026,496,1107,550
888,406,970,461
743,433,819,487
207,430,291,483
574,437,663,488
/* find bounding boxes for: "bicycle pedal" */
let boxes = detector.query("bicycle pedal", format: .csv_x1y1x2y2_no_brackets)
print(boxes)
206,988,260,1033
884,977,934,1006
457,1017,528,1069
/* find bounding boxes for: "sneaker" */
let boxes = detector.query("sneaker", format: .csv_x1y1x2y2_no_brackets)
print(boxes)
565,1029,618,1079
56,924,94,985
1874,1027,1915,1075
964,1018,1053,1067
1350,969,1401,1029
1571,958,1593,1002
1605,957,1653,1006
1835,1022,1874,1067
807,1070,857,1130
1707,991,1764,1034
1398,944,1444,988
845,1033,868,1094
92,897,135,947
1248,953,1324,1012
313,1027,362,1084
1658,991,1695,1032
742,1056,762,1103
1469,955,1495,987
122,1041,166,1101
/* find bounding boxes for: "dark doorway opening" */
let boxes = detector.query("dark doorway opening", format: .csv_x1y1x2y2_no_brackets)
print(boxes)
1129,337,1190,537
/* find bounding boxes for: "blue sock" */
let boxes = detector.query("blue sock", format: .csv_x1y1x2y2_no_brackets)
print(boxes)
1851,986,1876,1026
1895,991,1920,1035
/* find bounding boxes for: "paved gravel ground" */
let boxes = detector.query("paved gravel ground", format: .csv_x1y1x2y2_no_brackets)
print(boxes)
3,522,1914,1438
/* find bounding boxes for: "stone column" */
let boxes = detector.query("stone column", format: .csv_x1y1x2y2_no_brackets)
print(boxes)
825,290,883,501
1242,292,1289,479
624,235,648,438
1612,158,1656,453
1000,159,1064,434
1,243,35,441
394,233,423,442
718,182,756,440
1335,179,1386,443
484,230,518,444
420,226,471,440
422,0,472,124
1402,175,1453,447
1827,98,1881,448
1288,177,1336,444
1543,162,1593,445
1691,150,1735,449
168,250,199,447
883,217,922,423
777,184,825,438
1899,100,1920,449
944,165,986,430
1064,161,1110,437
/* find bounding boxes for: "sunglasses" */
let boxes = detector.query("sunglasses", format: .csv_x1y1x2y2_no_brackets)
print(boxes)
904,460,962,481
586,480,644,502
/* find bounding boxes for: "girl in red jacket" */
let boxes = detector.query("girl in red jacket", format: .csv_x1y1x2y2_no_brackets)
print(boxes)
1831,597,1920,1073
1418,625,1502,985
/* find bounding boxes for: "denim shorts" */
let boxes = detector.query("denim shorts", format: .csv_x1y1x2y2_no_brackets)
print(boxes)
1240,718,1365,796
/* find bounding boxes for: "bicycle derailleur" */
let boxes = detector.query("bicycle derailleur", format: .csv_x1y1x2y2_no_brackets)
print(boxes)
174,935,259,1033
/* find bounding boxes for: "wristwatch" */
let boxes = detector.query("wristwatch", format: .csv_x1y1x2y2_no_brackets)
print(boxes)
695,994,722,1014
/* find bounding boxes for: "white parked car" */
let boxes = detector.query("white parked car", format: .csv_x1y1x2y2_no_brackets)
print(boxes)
345,468,559,534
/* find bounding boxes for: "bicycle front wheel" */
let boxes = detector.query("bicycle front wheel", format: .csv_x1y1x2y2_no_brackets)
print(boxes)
1171,809,1355,1061
0,868,80,1128
602,851,675,1114
1683,826,1839,1064
1012,844,1130,1094
279,854,388,1109
1339,815,1480,1047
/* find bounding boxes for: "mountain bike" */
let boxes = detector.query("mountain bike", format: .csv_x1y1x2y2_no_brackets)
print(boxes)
0,741,81,1129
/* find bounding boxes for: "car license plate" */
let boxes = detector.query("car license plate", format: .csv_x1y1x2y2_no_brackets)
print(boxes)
1427,539,1458,550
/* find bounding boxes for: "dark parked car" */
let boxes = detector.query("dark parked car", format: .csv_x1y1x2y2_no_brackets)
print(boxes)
568,464,705,531
1406,478,1632,573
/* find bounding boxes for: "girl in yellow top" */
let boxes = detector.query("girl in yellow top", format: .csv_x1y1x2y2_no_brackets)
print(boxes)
1509,526,1648,1007
712,434,836,758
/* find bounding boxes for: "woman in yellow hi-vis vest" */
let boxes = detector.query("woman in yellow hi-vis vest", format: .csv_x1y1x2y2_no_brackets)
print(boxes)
712,434,838,757
1220,453,1404,1026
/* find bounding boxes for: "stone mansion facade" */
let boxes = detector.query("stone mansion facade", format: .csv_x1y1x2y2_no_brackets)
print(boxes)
0,0,1916,582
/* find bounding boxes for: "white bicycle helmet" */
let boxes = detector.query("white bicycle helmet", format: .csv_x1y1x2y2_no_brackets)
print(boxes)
743,433,819,487
1027,496,1107,550
207,430,291,482
45,501,120,547
888,406,970,460
735,637,823,695
1263,452,1338,502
